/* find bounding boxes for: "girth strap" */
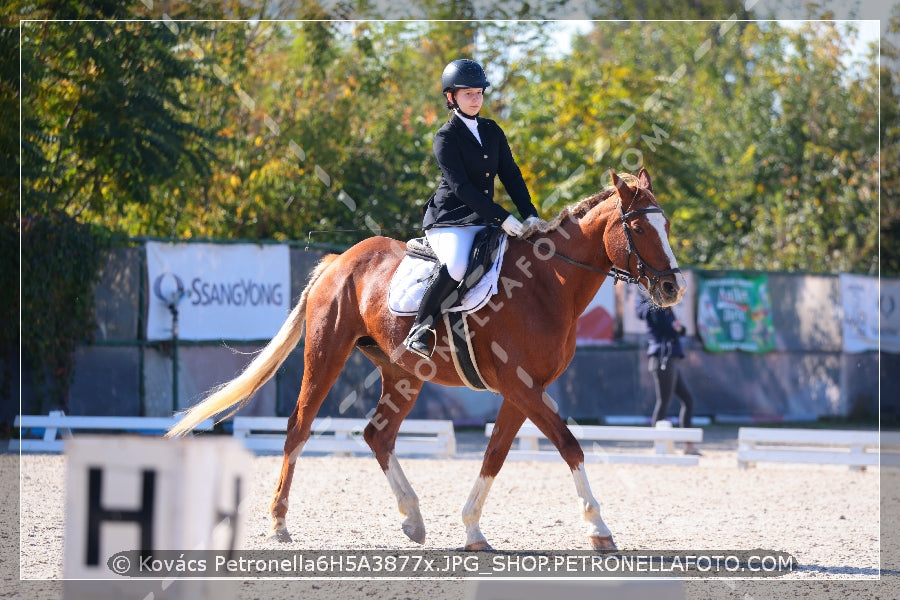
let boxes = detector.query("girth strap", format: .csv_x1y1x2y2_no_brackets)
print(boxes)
443,312,497,392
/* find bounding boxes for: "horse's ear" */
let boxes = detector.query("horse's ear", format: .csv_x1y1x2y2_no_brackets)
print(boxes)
637,168,653,192
610,169,633,203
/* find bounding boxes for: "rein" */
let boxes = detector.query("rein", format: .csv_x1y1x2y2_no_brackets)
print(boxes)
520,236,641,284
520,196,681,287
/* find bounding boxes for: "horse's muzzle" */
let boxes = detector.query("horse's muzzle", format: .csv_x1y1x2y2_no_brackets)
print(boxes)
650,271,687,307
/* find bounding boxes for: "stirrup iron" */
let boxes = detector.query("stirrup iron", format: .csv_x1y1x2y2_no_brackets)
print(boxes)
404,323,436,359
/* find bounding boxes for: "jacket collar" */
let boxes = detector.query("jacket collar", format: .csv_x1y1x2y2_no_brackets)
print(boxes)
450,112,482,144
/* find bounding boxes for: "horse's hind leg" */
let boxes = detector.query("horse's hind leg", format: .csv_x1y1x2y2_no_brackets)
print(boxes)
362,365,426,544
269,326,360,542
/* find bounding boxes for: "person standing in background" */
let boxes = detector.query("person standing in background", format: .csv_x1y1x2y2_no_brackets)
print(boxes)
635,289,701,455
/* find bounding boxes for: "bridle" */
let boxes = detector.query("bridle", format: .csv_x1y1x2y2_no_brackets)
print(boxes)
520,191,681,288
614,196,682,287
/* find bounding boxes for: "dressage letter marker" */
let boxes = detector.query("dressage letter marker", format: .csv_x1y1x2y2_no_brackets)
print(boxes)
63,436,252,600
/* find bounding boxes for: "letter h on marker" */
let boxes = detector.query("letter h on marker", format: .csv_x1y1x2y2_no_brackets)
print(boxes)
86,467,155,566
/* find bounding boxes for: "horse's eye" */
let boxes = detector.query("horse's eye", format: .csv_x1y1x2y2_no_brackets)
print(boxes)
632,223,644,234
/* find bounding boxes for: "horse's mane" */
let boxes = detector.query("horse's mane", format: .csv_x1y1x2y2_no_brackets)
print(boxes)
524,172,640,238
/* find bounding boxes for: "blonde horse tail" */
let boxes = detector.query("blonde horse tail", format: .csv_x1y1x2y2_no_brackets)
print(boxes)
166,256,336,438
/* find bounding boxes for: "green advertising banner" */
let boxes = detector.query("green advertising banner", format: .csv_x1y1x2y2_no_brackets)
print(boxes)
696,274,775,353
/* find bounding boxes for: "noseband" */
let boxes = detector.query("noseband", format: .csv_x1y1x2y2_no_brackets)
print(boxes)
611,199,682,288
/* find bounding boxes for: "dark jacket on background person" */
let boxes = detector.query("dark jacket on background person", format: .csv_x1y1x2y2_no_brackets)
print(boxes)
635,292,685,360
423,112,538,230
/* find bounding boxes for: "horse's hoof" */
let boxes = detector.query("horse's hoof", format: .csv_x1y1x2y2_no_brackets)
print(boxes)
402,523,426,545
268,529,293,543
590,535,617,553
464,540,494,552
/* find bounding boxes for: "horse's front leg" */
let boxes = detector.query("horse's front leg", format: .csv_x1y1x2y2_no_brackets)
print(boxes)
571,463,617,551
462,400,527,550
473,389,617,552
363,368,426,544
529,392,617,552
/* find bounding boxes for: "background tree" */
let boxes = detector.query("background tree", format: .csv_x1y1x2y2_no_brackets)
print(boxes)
22,18,221,219
15,0,228,408
1,8,23,409
516,18,881,273
881,8,900,276
17,7,883,266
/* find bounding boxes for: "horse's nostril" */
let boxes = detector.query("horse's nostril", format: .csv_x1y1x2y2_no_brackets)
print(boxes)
663,281,676,297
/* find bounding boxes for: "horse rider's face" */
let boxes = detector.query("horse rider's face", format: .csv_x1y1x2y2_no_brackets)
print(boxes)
450,88,483,115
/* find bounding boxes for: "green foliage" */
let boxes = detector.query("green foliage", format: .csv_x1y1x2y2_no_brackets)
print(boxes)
0,24,18,220
20,212,111,411
11,0,228,406
17,2,887,275
21,18,221,220
511,19,881,274
881,9,900,276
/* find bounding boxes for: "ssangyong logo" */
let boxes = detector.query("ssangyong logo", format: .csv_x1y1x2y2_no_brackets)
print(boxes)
154,273,284,308
189,276,283,307
153,272,187,307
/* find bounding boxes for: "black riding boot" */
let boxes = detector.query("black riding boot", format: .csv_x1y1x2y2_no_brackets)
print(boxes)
404,265,460,359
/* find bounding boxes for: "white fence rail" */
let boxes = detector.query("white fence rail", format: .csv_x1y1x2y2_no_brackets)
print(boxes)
232,416,456,457
484,420,703,466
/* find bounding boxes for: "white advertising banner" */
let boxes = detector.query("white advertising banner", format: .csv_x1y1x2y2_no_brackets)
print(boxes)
841,273,900,353
622,270,696,338
146,242,290,341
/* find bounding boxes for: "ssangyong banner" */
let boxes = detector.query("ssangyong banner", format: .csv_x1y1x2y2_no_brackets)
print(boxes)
146,241,290,341
696,273,775,353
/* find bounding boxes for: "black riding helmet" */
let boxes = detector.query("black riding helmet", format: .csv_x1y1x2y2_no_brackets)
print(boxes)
441,59,490,92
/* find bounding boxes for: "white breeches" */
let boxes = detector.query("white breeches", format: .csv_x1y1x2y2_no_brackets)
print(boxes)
425,225,486,281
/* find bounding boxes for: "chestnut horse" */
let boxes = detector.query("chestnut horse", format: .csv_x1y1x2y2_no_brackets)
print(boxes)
167,168,686,552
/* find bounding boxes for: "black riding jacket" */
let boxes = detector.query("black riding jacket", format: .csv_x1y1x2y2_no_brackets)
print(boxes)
422,113,538,230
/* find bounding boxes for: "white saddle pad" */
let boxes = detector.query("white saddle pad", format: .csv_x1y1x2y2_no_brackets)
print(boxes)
388,236,508,316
